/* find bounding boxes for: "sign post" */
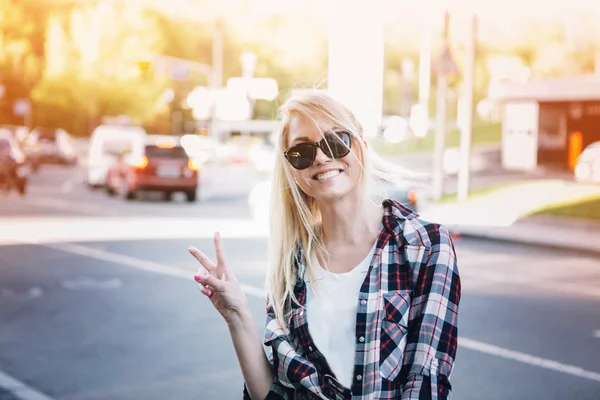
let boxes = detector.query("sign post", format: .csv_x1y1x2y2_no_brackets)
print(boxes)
457,14,478,202
431,10,458,201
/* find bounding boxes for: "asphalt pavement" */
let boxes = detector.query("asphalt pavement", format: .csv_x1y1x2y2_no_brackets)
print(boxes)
0,163,599,400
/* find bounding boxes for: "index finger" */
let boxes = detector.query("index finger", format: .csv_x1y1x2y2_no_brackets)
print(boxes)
213,232,227,268
188,246,216,271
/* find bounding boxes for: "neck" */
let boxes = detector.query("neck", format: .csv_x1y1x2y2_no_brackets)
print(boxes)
316,193,383,247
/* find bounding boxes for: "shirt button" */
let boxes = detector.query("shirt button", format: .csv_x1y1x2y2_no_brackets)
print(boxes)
308,346,313,352
431,359,439,367
358,336,365,343
356,375,362,381
360,299,367,305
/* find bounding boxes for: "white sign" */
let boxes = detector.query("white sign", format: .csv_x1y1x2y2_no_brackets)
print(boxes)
502,102,539,171
226,77,278,101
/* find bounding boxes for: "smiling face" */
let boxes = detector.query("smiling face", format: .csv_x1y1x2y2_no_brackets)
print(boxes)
285,113,364,204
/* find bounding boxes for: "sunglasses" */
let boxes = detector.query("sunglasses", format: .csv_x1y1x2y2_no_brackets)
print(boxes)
284,131,352,170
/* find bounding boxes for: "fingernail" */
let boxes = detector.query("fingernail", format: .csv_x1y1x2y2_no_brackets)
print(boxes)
194,275,203,281
188,246,197,252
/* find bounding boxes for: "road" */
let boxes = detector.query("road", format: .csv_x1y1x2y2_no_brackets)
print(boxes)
0,163,599,400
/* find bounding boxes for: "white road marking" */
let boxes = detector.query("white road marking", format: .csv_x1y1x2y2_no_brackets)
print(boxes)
0,370,56,400
41,242,267,298
593,330,600,339
0,287,43,301
459,337,600,383
61,277,122,290
28,241,600,384
0,217,269,246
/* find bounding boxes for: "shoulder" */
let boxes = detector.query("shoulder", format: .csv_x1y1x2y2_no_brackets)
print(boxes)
382,199,454,250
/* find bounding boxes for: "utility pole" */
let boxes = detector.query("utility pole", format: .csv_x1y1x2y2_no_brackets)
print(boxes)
211,19,223,89
431,10,455,201
457,14,478,202
418,15,432,120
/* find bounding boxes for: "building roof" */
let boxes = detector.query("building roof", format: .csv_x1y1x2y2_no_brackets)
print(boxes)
493,75,600,102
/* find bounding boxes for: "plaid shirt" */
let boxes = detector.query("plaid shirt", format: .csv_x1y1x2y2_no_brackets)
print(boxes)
244,199,461,399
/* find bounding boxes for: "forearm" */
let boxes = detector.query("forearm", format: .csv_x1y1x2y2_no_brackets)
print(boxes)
228,311,274,400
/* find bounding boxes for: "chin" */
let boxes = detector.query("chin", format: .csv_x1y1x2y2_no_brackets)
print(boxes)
309,185,356,203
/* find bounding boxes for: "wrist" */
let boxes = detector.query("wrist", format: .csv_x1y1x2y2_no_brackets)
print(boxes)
226,308,254,331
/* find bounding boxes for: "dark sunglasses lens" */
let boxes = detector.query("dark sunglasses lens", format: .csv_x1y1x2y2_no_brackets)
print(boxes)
286,143,315,169
321,131,351,159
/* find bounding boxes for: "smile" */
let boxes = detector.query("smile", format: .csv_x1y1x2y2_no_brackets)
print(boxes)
313,169,342,181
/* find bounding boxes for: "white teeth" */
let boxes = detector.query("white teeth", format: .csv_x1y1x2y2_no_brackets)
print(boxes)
315,170,340,180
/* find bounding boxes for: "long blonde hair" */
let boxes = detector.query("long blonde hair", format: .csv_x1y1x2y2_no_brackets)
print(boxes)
266,89,423,332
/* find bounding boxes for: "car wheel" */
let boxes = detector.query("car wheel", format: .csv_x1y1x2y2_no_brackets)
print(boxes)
105,184,116,196
118,178,136,201
17,178,26,196
185,190,197,203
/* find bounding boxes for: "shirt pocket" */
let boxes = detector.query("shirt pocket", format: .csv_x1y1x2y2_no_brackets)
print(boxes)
379,290,411,382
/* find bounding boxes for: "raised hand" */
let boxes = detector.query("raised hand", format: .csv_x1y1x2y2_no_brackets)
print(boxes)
189,232,250,325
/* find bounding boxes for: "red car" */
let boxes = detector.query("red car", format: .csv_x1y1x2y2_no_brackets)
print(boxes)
105,135,200,202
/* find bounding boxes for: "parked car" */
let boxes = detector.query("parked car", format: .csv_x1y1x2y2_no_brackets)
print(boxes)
0,129,29,195
105,135,200,202
575,141,600,183
0,125,38,172
26,127,78,166
87,124,147,188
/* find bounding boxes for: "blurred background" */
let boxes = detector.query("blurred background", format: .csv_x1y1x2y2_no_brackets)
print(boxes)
1,1,600,399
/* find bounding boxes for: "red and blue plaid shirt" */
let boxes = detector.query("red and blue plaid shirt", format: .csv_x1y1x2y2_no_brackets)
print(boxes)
244,199,461,399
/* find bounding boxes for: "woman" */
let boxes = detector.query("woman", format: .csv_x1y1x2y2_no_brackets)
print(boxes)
190,90,461,399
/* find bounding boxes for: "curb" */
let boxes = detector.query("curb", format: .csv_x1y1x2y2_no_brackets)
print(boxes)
453,229,600,259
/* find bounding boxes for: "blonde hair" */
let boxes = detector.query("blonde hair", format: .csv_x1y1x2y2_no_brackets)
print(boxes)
266,89,424,333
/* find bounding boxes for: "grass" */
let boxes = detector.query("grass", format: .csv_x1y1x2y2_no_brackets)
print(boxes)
529,195,600,221
372,122,501,157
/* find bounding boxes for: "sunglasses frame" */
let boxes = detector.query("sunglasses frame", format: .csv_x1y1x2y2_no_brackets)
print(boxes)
283,130,353,170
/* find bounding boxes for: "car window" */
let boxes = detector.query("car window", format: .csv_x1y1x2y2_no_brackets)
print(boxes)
144,145,188,159
35,128,58,142
101,139,133,156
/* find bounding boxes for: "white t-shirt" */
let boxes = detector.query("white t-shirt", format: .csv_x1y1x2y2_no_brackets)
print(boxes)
304,242,377,389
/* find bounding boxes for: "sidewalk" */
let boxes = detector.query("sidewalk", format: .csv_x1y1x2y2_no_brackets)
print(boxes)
419,179,600,256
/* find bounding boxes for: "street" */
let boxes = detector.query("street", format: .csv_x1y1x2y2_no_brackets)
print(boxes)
1,164,599,400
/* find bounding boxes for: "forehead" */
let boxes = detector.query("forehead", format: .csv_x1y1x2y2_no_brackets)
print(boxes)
287,114,335,145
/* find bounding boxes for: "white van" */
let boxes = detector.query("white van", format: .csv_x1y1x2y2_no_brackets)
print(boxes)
87,125,147,188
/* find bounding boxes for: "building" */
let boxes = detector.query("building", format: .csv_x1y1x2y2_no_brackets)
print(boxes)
494,75,600,172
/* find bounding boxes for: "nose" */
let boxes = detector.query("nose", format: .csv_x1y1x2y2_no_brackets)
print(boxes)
313,146,331,165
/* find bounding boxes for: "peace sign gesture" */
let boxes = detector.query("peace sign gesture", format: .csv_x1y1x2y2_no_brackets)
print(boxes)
189,232,249,324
